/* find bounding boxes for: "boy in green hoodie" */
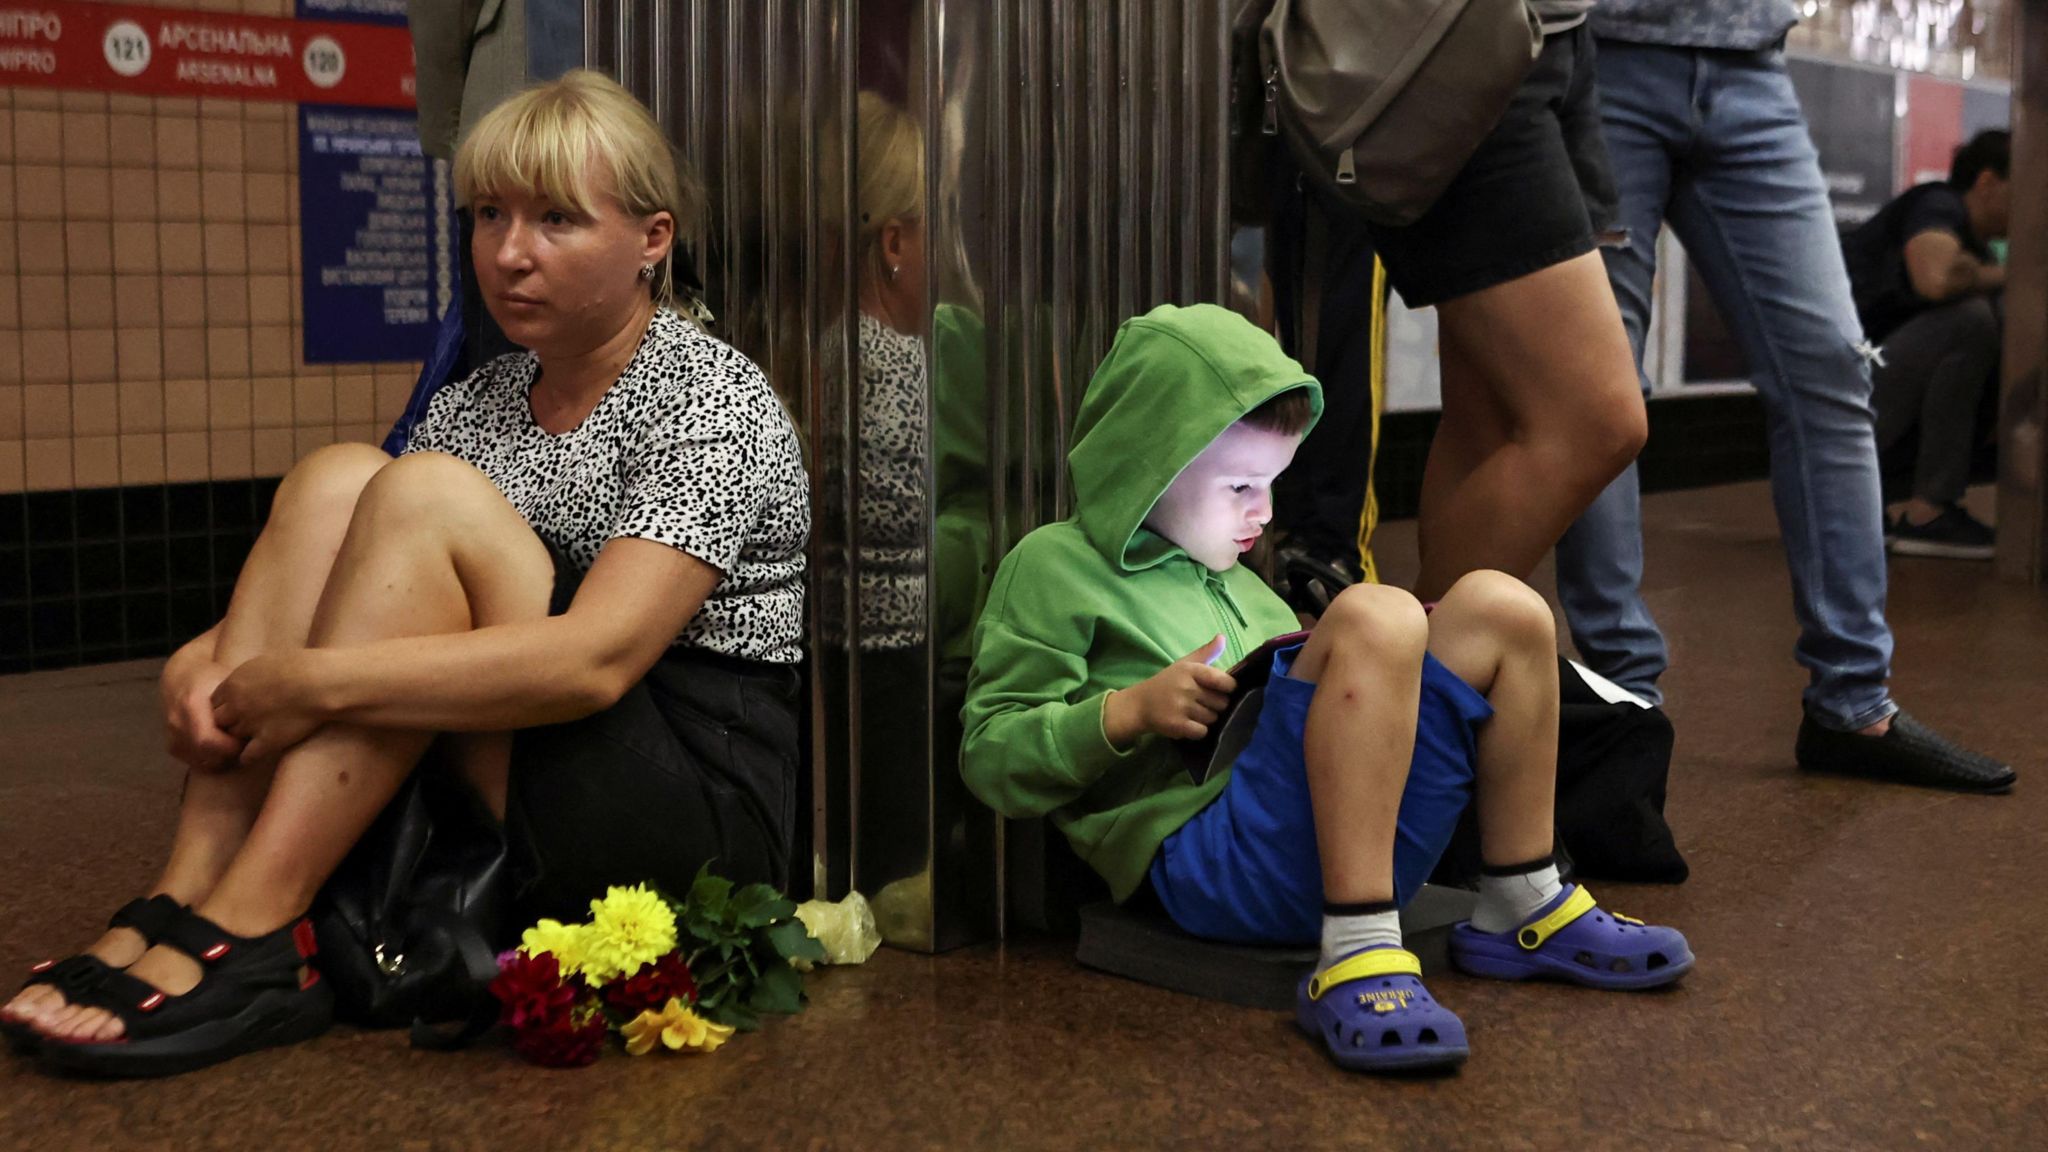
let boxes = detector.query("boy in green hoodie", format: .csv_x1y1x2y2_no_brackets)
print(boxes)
963,304,1692,1074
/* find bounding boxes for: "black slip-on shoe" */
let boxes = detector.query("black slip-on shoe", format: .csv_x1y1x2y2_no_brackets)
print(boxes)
1796,710,2015,795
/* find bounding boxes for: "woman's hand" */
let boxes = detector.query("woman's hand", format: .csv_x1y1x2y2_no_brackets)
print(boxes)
1102,635,1238,749
162,652,245,772
211,651,330,767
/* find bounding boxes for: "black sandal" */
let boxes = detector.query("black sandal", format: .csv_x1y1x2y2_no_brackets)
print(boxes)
36,908,333,1078
3,894,184,1055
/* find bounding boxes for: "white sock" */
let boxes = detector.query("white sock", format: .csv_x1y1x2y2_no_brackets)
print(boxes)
1317,905,1403,973
1470,861,1563,935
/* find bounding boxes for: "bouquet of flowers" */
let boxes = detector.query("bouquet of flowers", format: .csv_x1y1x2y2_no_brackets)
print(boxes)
489,865,827,1067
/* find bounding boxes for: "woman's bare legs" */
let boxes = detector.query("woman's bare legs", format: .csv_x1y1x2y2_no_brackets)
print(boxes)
1416,253,1647,601
43,453,554,1042
3,444,389,1028
155,446,396,901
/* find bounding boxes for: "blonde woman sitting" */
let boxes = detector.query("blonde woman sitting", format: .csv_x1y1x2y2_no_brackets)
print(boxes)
3,71,809,1077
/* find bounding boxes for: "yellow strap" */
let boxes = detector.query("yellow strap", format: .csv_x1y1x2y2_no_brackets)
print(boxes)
1517,886,1597,951
1306,947,1421,1001
1354,255,1387,586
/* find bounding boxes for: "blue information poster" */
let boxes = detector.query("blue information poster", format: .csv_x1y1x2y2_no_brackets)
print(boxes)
295,0,409,26
296,106,454,363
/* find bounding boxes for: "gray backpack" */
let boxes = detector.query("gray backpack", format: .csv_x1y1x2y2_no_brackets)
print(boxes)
1254,0,1542,226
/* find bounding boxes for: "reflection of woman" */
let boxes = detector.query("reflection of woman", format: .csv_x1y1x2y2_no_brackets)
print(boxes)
4,72,808,1076
853,91,930,652
841,91,938,912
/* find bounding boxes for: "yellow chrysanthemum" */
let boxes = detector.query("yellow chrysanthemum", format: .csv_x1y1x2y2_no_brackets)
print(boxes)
579,885,679,985
620,997,734,1056
518,919,590,977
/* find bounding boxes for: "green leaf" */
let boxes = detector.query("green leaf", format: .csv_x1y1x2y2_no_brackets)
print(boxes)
703,999,761,1032
766,919,827,963
746,960,804,1016
687,867,734,914
729,884,794,928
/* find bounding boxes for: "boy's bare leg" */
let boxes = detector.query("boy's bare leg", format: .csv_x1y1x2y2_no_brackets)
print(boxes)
1288,584,1430,905
1424,570,1559,869
1431,574,1695,984
1426,570,1563,933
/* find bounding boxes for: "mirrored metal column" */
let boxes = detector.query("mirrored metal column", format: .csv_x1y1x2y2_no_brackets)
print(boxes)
922,0,1234,937
587,0,1236,948
585,0,862,907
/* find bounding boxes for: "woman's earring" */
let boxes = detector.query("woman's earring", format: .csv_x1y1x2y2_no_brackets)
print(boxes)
886,264,900,283
639,264,657,281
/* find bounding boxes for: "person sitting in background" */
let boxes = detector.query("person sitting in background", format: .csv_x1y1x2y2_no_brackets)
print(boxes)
961,305,1691,1076
2,71,808,1077
1844,130,2011,560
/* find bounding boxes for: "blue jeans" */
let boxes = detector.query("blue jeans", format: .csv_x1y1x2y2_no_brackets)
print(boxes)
1553,41,1898,733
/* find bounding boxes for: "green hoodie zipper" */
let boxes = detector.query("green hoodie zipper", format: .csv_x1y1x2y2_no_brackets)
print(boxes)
1206,571,1249,662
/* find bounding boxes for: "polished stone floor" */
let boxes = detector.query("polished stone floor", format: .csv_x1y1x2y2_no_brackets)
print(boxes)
2,482,2042,1151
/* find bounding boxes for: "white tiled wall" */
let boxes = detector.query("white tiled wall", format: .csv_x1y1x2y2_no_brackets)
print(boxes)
0,0,424,494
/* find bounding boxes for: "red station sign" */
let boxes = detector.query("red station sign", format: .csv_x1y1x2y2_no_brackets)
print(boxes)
0,2,415,107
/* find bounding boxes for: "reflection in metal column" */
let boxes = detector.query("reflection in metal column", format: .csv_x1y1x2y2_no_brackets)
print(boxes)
586,0,1233,948
585,0,861,915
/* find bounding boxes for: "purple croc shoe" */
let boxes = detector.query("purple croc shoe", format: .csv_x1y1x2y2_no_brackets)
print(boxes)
1449,884,1693,991
1296,945,1468,1073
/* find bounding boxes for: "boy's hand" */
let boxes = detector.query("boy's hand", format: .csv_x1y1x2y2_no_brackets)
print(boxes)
1104,635,1237,749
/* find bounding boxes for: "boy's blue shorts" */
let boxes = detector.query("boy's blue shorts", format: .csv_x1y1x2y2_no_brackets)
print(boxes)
1149,643,1494,946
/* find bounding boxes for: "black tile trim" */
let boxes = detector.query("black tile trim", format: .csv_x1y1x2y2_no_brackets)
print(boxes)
5,478,281,672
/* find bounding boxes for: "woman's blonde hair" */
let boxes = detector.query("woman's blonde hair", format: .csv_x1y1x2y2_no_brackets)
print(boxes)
855,90,924,286
455,69,704,310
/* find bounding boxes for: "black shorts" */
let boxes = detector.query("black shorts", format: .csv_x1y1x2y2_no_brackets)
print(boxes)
1366,23,1619,308
505,545,802,920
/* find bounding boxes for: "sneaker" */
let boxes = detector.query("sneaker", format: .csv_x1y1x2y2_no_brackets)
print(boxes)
1887,505,1995,560
1796,710,2015,794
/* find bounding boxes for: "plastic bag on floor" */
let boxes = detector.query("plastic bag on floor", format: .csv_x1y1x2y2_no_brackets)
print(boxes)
793,891,882,967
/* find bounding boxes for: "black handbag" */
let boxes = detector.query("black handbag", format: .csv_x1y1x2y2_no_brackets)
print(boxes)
312,765,513,1049
1549,659,1688,883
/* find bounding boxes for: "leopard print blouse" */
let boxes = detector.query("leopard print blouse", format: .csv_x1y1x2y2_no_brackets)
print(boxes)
404,309,809,664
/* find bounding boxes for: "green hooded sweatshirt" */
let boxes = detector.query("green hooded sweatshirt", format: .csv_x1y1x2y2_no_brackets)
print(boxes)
960,303,1323,901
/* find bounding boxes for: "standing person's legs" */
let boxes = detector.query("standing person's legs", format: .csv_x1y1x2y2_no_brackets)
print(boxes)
1552,40,1694,703
1422,258,1645,600
1268,182,1381,575
1367,27,1646,601
1871,296,2001,514
1664,48,1896,733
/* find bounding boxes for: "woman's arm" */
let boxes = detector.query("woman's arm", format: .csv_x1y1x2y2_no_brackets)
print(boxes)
215,538,718,759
